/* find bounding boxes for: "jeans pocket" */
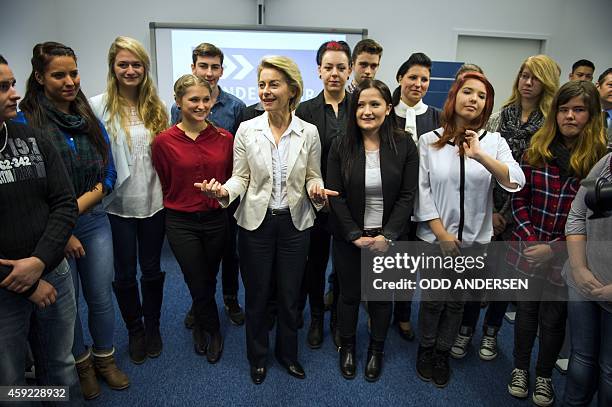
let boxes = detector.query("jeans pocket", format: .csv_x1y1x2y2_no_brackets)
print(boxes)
53,259,70,276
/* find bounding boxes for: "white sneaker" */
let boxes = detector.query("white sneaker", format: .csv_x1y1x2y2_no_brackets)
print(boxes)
479,327,498,361
508,368,529,398
450,326,472,359
532,376,555,406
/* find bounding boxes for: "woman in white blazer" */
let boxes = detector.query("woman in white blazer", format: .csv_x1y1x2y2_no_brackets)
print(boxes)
198,56,331,384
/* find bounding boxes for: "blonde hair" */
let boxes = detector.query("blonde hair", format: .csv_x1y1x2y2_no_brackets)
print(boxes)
257,56,303,111
527,80,606,178
504,55,560,118
173,74,211,101
104,36,169,146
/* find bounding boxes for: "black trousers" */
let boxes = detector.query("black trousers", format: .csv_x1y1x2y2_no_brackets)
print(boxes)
298,212,331,317
333,237,391,342
514,277,568,377
239,212,309,367
221,200,240,296
165,209,226,333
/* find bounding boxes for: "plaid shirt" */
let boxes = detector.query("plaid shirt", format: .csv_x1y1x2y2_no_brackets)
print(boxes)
506,160,579,285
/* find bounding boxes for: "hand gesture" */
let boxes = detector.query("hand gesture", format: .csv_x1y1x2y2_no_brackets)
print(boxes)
522,244,554,267
0,257,45,293
309,184,339,206
369,235,390,254
28,280,57,308
462,130,482,160
591,284,612,301
492,213,507,236
64,235,85,259
353,236,375,249
439,232,461,257
572,266,603,297
194,178,229,199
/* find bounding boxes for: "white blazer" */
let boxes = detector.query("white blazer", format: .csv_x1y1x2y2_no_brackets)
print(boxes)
219,112,324,231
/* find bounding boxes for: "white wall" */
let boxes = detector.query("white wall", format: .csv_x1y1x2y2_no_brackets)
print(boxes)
2,0,611,101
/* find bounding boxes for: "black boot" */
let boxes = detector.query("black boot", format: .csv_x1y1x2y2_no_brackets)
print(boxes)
112,281,146,364
307,311,324,349
432,348,451,388
141,272,165,358
364,339,385,382
416,345,434,382
338,336,356,379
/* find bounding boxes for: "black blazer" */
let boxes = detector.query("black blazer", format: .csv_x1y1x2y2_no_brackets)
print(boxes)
327,132,419,242
295,91,351,179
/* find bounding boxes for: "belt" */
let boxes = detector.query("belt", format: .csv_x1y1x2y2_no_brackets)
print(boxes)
267,208,291,216
362,228,382,237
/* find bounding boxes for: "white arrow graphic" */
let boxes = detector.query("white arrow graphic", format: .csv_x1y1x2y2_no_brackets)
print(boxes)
223,56,237,78
233,55,254,80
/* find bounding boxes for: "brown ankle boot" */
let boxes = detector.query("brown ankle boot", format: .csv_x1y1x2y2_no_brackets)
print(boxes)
75,352,101,400
93,349,130,390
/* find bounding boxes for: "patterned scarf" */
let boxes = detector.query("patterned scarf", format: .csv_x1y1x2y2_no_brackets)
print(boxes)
39,94,105,197
499,104,544,161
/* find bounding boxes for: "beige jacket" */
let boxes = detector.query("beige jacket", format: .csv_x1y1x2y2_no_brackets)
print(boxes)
219,112,323,231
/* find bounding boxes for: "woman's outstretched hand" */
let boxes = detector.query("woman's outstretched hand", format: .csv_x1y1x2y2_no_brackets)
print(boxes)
194,178,229,199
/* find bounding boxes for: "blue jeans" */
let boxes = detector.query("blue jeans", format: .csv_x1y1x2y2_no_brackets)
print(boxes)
69,205,115,357
563,285,612,406
0,260,83,405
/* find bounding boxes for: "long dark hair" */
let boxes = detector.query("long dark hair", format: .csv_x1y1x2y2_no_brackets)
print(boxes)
19,42,108,163
338,79,402,182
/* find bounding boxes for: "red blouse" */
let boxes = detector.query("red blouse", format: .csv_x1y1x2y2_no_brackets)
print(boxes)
152,124,233,213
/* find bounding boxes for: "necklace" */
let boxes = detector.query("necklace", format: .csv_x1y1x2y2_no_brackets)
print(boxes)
0,122,7,153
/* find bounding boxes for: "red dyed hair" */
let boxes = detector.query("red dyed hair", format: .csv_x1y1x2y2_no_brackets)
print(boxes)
434,72,495,154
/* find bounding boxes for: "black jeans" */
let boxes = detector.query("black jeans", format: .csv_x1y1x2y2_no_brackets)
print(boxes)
108,210,166,284
165,208,227,333
298,212,331,317
333,237,391,342
461,300,508,333
513,277,568,377
239,211,309,367
221,200,240,297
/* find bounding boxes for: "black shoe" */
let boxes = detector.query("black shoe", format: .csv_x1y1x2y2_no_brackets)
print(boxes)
397,321,415,342
432,349,451,388
416,345,434,382
338,340,356,380
206,331,224,364
223,295,245,326
192,327,208,356
144,326,162,358
250,365,266,385
307,316,323,349
278,359,305,379
364,349,384,382
128,328,147,364
184,307,195,329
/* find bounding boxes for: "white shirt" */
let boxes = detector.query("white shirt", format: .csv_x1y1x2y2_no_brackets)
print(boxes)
414,128,525,244
363,149,384,229
262,118,301,209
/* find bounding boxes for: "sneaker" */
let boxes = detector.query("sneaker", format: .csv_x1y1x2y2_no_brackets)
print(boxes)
508,368,529,398
479,327,498,361
223,295,245,326
450,326,472,359
532,376,555,406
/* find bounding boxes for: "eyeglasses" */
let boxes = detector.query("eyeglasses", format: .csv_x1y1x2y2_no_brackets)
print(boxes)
519,73,540,83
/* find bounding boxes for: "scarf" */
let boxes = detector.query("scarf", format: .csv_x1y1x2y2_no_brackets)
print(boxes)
549,136,574,178
39,94,105,197
499,104,544,161
394,99,428,143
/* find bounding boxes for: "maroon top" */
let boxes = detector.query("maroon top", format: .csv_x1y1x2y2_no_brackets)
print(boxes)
152,124,233,213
